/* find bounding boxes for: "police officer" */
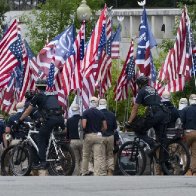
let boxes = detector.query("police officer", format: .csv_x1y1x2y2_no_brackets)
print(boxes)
67,104,83,176
98,98,117,175
181,94,196,175
125,76,169,149
17,79,65,169
161,91,180,128
81,96,107,176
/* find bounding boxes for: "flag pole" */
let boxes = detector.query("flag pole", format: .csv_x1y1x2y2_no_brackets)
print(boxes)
115,16,124,117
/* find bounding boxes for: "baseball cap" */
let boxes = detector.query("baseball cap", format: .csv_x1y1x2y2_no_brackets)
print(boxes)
9,109,17,115
179,98,188,104
71,104,80,111
161,91,171,101
16,102,25,109
89,96,98,108
179,98,188,110
189,94,196,105
90,96,98,104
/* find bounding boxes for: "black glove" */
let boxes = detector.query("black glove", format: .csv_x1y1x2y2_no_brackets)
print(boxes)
124,121,132,129
13,119,23,129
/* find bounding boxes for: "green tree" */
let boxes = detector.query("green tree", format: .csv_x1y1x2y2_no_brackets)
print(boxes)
21,0,104,53
0,0,9,38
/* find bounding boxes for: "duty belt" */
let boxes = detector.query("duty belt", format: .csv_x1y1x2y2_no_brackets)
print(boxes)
47,109,63,116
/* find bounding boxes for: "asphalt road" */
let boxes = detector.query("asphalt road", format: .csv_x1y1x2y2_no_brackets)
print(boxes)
0,176,196,196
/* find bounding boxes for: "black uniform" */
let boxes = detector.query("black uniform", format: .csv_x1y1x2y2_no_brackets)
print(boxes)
99,109,117,137
162,101,180,128
67,114,81,139
135,86,169,147
82,108,106,134
30,91,65,162
180,104,196,130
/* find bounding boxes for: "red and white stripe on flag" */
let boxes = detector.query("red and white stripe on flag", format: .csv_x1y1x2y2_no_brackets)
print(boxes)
81,5,107,78
111,41,120,59
70,22,85,92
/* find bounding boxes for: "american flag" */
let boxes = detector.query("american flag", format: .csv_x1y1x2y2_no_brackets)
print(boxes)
70,22,85,92
81,5,107,78
135,9,156,77
157,6,192,93
37,25,75,75
114,40,136,101
0,19,27,82
99,15,113,97
1,73,17,113
111,24,121,59
191,46,196,76
175,6,192,78
81,5,107,109
61,23,84,96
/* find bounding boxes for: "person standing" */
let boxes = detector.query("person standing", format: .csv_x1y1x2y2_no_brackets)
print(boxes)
67,104,83,176
178,97,188,117
98,98,117,175
81,96,107,176
181,94,196,175
161,91,180,128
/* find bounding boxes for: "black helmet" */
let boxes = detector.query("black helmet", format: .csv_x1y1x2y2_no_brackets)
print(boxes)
25,90,36,100
35,78,47,87
135,76,149,88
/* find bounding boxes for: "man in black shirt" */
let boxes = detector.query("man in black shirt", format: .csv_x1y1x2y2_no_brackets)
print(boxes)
17,79,65,170
161,91,180,128
126,76,169,148
99,98,117,175
181,94,196,175
67,104,82,175
81,96,107,176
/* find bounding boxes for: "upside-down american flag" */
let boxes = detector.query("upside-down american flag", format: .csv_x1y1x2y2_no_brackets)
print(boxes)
114,40,136,101
111,24,121,59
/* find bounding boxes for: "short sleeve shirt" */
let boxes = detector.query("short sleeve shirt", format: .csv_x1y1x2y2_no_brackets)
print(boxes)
30,92,47,110
82,108,106,133
136,86,161,106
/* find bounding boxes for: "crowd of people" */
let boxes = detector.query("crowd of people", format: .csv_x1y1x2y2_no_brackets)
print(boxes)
0,76,196,176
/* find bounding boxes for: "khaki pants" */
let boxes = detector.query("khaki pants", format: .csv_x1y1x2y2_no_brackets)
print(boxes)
103,135,114,171
82,133,106,176
185,130,196,173
71,139,83,176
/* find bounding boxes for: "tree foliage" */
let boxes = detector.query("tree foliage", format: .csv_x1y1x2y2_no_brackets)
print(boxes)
0,0,9,37
21,0,104,53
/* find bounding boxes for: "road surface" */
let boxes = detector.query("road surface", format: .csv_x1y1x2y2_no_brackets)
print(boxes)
0,176,196,196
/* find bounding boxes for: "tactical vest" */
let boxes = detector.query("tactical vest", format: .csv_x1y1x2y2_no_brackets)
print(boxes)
44,95,61,111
